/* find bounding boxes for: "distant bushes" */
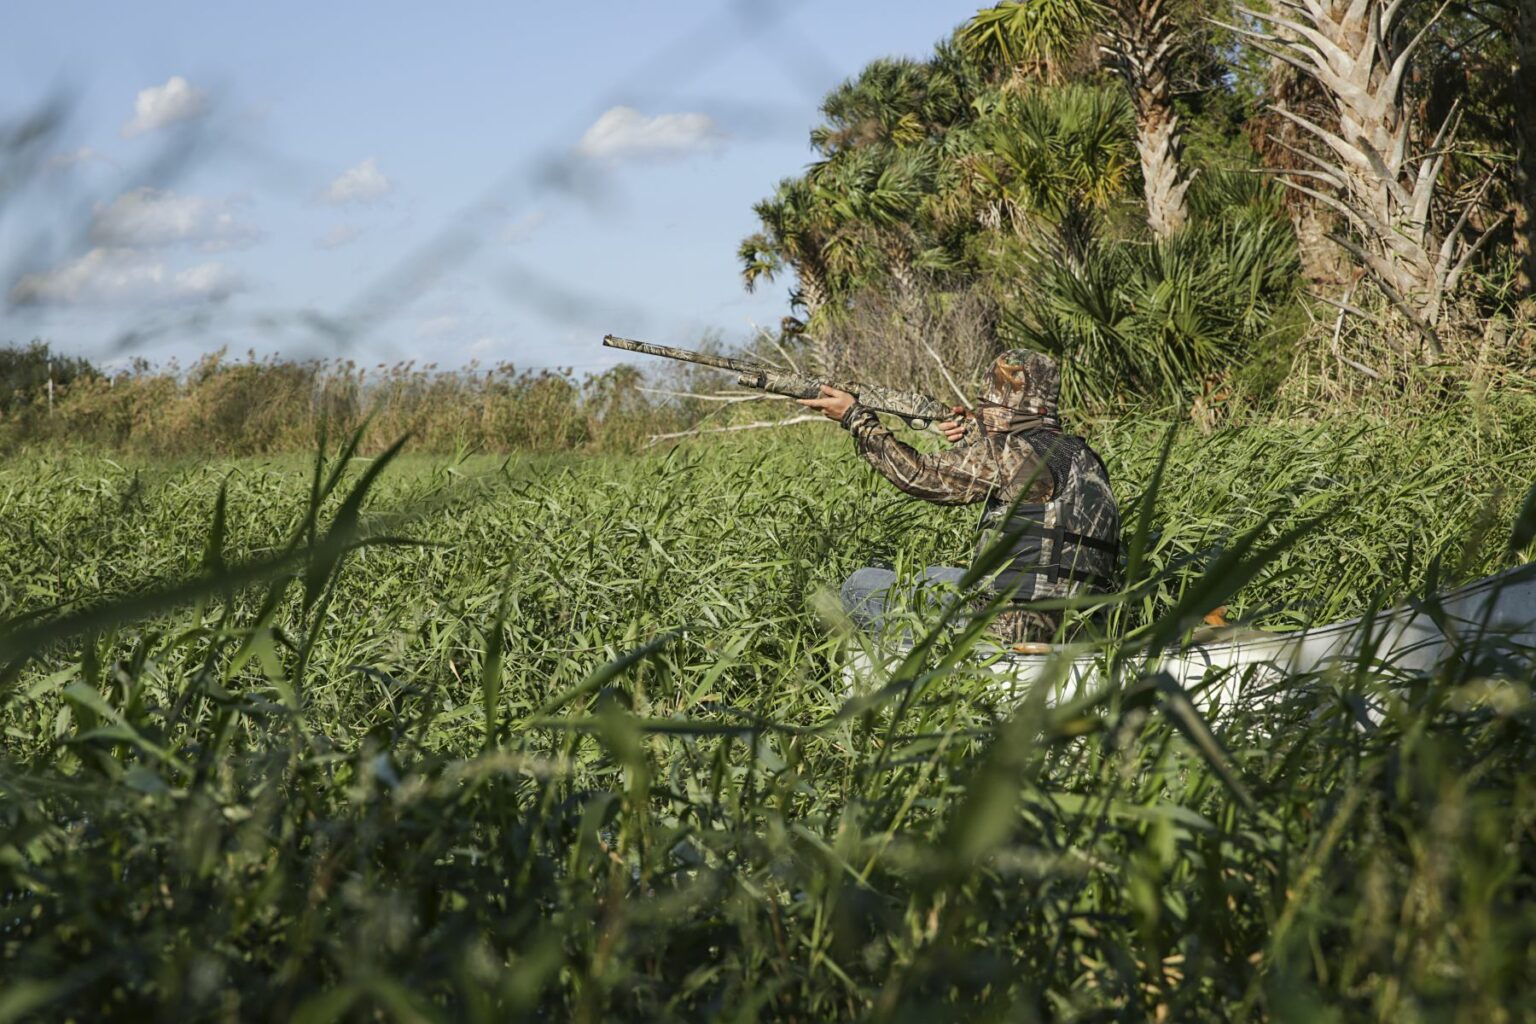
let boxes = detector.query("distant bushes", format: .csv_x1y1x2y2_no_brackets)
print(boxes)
0,339,98,415
0,347,701,455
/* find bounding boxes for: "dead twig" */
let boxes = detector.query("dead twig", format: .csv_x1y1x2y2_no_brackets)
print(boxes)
1328,283,1356,356
1335,353,1383,380
645,414,826,446
768,335,804,375
920,338,973,412
637,387,776,404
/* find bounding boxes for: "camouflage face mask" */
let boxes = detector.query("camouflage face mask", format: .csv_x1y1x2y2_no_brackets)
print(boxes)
977,349,1061,433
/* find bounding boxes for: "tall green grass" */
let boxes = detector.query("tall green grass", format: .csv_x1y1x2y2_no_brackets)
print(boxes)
1,397,1534,1020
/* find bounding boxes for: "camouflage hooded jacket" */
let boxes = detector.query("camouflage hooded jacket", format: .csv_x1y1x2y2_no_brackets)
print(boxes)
839,351,1120,643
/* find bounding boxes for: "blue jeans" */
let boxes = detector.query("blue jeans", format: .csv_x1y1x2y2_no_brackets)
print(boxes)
840,565,968,633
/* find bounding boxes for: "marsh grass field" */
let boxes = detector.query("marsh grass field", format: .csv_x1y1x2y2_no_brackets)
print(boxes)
3,396,1536,1021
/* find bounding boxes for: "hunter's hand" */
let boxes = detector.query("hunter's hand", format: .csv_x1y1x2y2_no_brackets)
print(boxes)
798,385,856,422
938,406,970,444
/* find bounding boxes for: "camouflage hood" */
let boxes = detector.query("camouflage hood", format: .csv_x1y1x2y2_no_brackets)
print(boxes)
978,349,1061,434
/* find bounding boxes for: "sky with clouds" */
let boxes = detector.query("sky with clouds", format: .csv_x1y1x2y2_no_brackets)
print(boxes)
3,1,978,373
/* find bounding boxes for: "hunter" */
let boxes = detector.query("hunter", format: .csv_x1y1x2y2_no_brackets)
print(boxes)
799,349,1121,645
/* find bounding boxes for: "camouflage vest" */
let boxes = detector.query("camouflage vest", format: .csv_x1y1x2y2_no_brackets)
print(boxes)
976,429,1121,604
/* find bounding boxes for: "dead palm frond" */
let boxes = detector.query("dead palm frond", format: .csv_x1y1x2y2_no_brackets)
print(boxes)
1218,0,1504,356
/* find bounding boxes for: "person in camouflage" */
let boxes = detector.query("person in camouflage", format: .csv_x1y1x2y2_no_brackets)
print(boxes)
799,349,1121,646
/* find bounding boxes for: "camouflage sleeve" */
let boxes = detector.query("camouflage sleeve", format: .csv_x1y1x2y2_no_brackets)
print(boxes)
840,404,1007,505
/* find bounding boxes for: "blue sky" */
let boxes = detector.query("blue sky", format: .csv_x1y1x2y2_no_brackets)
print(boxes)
2,1,980,374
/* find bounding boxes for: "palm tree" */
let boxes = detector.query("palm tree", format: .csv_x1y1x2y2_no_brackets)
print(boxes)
958,0,1106,84
1246,50,1350,285
738,179,832,321
963,0,1193,240
1005,182,1300,408
1100,0,1192,240
1231,0,1501,351
811,58,964,157
809,146,939,307
975,86,1137,266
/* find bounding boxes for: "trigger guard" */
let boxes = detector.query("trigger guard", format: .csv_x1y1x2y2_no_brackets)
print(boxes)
906,418,928,431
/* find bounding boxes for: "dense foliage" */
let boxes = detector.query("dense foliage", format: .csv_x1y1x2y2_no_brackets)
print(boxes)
3,397,1535,1020
741,0,1530,408
0,340,97,415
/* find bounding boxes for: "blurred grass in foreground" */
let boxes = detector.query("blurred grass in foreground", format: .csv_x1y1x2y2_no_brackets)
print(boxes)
1,396,1535,1021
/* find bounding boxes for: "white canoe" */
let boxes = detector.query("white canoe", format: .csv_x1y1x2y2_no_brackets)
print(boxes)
846,563,1536,711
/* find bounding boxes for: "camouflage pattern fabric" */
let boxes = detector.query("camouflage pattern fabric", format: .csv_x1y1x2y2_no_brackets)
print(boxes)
979,433,1121,604
841,405,1054,507
839,349,1118,645
981,349,1062,410
841,404,1064,643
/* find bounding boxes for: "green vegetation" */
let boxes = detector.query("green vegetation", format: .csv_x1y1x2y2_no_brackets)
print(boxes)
3,398,1535,1020
0,349,692,457
741,0,1528,409
4,0,1536,1018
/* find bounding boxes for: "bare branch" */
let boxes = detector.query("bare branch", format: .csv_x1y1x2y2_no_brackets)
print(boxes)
920,338,973,411
1337,352,1384,379
1318,291,1371,319
751,322,805,375
637,387,775,403
645,414,826,446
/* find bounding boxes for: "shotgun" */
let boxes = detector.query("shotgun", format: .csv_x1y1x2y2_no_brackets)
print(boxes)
602,335,982,443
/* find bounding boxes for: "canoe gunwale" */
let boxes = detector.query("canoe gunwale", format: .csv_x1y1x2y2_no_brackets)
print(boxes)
984,562,1536,671
844,564,1536,711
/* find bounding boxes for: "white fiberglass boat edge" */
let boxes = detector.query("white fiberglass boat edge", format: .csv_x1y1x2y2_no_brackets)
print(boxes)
843,563,1536,712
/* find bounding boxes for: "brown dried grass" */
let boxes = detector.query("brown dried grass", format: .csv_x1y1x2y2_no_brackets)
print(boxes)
0,350,696,456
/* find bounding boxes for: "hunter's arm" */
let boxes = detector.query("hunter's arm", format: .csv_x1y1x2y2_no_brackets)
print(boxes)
841,405,1018,505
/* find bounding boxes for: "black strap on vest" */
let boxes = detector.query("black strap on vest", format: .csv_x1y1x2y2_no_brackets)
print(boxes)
981,428,1120,601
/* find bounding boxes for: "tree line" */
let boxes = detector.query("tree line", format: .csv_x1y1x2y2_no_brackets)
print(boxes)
738,0,1528,409
0,344,694,455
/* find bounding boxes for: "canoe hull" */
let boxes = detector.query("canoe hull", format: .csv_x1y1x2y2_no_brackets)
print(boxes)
845,565,1536,710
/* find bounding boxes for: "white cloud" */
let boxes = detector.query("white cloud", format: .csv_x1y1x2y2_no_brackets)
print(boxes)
317,223,363,249
576,106,722,161
48,147,112,170
418,315,462,337
323,157,392,205
501,209,547,244
9,248,242,307
91,187,259,251
468,336,519,358
122,76,207,138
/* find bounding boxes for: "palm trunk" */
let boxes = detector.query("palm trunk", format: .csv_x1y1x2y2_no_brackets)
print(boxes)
882,234,921,313
1254,56,1349,285
1245,0,1479,355
1104,0,1191,240
796,260,829,321
1515,0,1536,302
1135,97,1190,240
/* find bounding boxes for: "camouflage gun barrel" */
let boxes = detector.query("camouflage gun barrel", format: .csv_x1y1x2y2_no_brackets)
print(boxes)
603,334,982,443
